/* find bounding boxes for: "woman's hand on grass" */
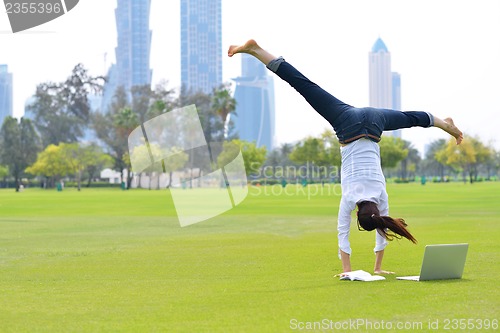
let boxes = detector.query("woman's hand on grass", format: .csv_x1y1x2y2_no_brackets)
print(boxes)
374,269,395,275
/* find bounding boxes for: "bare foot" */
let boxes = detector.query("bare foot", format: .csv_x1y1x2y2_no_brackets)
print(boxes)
228,39,259,57
435,117,463,145
443,118,463,145
227,39,277,66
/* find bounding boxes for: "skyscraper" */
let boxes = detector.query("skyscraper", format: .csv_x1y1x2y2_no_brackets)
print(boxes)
181,0,222,94
392,72,401,110
232,54,276,150
369,37,402,138
101,0,152,112
0,65,13,126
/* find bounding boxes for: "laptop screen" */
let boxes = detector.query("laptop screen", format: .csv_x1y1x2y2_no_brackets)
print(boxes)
419,244,469,281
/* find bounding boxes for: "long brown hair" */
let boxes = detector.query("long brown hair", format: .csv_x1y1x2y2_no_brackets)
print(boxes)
356,201,417,244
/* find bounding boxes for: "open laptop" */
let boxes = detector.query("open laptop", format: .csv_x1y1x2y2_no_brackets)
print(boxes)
397,243,469,281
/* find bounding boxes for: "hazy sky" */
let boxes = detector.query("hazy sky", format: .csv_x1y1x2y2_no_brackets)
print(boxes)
1,0,499,153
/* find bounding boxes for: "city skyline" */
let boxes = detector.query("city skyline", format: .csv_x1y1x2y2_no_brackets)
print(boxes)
1,0,499,154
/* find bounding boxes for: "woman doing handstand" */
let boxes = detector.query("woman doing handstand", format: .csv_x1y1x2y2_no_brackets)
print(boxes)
228,39,463,274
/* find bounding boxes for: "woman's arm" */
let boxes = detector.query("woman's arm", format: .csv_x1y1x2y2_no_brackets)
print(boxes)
338,197,354,272
374,250,394,274
340,249,352,273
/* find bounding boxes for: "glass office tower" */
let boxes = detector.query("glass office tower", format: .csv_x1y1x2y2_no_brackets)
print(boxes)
102,0,152,111
180,0,222,94
0,65,13,125
369,37,402,138
232,55,275,150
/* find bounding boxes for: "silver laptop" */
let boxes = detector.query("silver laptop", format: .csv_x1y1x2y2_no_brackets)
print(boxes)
397,244,468,281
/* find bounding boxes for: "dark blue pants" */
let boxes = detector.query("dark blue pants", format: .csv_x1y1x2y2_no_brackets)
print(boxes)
269,58,433,144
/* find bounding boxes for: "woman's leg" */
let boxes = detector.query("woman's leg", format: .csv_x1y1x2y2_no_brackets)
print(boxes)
229,40,463,145
228,39,352,128
382,109,463,144
382,110,434,130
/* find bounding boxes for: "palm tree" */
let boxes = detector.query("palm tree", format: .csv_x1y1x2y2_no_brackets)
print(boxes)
211,83,237,139
113,107,139,139
113,107,139,188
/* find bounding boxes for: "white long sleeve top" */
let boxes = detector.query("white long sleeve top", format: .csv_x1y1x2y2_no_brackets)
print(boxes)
337,139,389,255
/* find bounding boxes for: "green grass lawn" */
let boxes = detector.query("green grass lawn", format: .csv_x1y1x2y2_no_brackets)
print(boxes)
0,182,499,332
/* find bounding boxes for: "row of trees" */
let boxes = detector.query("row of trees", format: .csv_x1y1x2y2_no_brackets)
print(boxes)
1,63,499,191
261,131,500,184
0,63,238,191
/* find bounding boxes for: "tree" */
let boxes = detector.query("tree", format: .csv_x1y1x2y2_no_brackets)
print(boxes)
436,136,476,183
278,143,296,180
125,85,190,189
25,143,110,190
320,129,341,181
289,137,324,180
285,130,341,182
264,149,281,178
279,143,294,166
148,144,189,189
177,90,221,187
0,165,9,187
131,84,153,123
438,135,491,183
211,83,237,139
81,143,113,187
148,80,178,119
264,142,298,180
114,107,139,138
0,117,40,191
93,86,138,189
60,64,104,121
60,143,112,190
482,143,499,180
128,141,188,190
114,107,140,188
469,136,492,181
27,82,75,147
378,136,408,169
25,144,73,187
226,139,267,178
62,143,86,191
95,82,182,189
399,140,421,180
27,64,104,147
289,137,321,163
421,139,448,180
180,89,219,143
492,150,500,179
